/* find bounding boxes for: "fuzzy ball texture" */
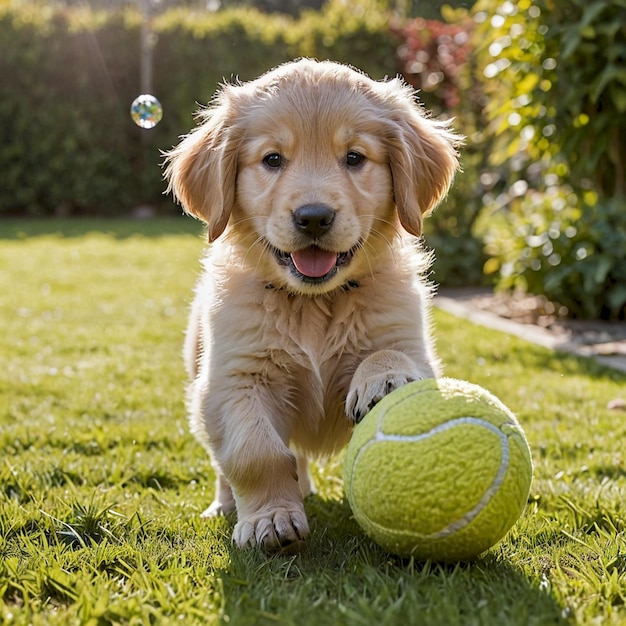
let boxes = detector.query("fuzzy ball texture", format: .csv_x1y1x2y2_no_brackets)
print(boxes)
343,378,533,561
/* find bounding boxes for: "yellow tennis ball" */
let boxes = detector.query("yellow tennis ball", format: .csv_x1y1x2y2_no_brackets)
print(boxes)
343,378,533,561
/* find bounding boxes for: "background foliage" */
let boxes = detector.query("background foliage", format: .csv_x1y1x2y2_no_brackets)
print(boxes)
395,0,626,318
2,0,625,318
1,6,142,214
393,11,488,287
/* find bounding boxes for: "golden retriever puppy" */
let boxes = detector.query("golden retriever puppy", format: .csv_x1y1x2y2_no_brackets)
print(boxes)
165,58,460,552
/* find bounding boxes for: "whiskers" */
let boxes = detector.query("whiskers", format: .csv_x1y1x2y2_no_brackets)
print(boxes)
357,214,402,277
367,216,402,253
228,215,272,273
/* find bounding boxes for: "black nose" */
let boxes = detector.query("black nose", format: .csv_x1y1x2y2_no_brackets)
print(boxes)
292,204,336,238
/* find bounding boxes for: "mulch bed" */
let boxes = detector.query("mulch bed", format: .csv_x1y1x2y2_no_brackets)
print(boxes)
457,289,626,357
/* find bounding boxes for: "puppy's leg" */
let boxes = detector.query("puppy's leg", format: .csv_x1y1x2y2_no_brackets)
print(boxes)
346,350,434,422
201,453,312,536
213,408,309,552
200,471,236,517
295,452,315,499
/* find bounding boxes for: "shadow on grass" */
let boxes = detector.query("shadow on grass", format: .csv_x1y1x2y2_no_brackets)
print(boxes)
449,321,626,384
516,343,626,383
213,496,570,626
0,216,204,239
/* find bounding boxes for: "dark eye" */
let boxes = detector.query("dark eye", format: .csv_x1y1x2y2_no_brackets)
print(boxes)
263,153,283,169
346,151,364,167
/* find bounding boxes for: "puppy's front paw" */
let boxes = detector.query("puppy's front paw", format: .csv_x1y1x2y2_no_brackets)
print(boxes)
346,372,415,423
347,350,433,423
233,505,309,553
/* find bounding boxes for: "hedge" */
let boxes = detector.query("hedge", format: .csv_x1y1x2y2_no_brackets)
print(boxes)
1,6,142,214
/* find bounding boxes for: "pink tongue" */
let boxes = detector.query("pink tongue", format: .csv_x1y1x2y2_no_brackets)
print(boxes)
291,246,338,278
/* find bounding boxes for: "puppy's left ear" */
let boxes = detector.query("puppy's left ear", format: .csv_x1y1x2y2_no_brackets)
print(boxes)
385,86,461,237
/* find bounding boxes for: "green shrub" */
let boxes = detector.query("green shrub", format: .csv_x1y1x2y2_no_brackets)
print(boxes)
0,4,153,215
290,0,398,77
153,8,294,113
481,188,626,319
473,0,626,200
470,0,626,319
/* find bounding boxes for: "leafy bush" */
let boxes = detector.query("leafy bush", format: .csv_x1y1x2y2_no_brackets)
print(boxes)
481,187,626,319
291,0,398,77
473,0,626,200
394,16,472,113
470,0,626,319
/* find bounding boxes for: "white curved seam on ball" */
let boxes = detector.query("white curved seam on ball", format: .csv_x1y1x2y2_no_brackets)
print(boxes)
375,416,504,443
350,415,514,540
426,422,510,539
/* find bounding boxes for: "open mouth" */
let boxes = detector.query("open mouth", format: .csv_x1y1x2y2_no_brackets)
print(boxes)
273,244,358,284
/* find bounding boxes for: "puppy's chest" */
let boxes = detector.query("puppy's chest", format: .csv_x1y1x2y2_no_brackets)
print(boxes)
263,292,369,368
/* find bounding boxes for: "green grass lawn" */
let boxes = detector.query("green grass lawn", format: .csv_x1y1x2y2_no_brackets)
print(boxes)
1,219,625,625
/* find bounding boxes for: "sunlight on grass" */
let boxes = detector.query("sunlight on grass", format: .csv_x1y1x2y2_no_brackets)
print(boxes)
1,220,624,625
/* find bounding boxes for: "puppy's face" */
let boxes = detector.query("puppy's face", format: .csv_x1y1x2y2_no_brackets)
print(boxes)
165,60,460,295
234,87,397,294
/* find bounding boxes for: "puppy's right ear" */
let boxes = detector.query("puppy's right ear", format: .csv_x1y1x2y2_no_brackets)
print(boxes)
164,93,238,242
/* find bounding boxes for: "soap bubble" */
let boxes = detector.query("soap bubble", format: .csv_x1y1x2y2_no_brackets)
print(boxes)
130,94,163,129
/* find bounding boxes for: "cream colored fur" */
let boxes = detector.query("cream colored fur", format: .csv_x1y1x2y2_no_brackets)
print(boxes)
164,59,460,551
